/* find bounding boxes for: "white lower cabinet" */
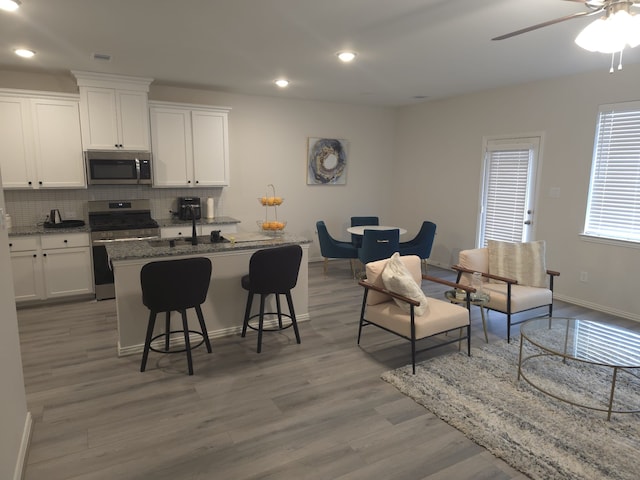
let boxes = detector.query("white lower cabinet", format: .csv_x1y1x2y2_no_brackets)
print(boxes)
9,236,43,302
9,233,93,303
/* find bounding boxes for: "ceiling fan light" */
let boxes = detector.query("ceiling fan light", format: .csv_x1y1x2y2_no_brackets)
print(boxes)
0,0,20,12
575,14,630,54
575,17,607,52
625,14,640,48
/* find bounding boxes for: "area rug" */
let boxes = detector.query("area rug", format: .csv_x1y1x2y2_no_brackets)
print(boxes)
381,339,640,480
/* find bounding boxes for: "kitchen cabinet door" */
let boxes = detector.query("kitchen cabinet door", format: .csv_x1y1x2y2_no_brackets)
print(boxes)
80,87,150,151
192,110,229,186
30,98,85,188
10,250,45,302
117,90,150,151
150,106,193,186
0,93,85,189
0,96,34,188
150,101,230,187
42,247,93,298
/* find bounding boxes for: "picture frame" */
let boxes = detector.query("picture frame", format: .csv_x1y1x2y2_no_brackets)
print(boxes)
307,137,348,185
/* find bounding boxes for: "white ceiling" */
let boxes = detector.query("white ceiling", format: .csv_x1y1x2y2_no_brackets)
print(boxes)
1,0,639,107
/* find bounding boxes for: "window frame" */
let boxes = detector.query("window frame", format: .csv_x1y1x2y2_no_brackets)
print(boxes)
582,101,640,247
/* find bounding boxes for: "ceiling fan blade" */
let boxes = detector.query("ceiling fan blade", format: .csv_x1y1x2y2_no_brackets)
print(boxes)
492,9,603,41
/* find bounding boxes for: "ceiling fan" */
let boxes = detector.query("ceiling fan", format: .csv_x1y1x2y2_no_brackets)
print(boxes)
492,0,640,42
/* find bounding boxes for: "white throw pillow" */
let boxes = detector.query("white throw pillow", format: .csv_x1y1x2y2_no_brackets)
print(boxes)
381,253,429,316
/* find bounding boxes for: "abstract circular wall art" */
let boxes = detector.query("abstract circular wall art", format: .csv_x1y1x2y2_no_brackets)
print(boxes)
307,137,348,185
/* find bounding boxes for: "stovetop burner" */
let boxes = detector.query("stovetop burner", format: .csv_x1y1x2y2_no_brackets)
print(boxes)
88,199,159,233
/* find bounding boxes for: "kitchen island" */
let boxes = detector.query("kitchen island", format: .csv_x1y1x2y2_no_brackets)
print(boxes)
106,232,311,356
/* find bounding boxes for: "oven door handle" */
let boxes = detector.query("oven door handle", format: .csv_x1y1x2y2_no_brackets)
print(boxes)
135,158,141,184
92,236,160,244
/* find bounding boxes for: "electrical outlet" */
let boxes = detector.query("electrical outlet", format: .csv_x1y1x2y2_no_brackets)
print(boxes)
579,271,588,283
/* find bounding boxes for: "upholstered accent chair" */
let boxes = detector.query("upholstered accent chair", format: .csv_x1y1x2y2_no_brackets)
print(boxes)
452,241,560,343
358,254,473,373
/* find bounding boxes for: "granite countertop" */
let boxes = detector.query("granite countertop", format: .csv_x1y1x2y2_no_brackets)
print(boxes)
156,216,241,228
8,216,240,237
9,224,90,237
106,232,310,262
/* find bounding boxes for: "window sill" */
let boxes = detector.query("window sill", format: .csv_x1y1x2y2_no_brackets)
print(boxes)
579,233,640,249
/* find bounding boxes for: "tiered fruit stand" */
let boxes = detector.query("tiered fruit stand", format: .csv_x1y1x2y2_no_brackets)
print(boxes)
257,184,286,233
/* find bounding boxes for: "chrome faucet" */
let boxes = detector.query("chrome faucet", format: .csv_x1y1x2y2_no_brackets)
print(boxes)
190,205,198,245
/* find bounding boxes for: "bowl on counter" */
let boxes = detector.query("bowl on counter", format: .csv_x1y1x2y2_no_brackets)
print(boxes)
256,220,286,232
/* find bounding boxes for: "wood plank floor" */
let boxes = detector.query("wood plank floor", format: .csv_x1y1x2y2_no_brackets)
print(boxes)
18,260,635,480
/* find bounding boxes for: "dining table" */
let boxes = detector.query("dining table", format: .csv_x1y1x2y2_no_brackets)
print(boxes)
347,225,408,236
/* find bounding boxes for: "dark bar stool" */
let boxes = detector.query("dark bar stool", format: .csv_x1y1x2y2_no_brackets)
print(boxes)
241,245,303,353
140,257,212,375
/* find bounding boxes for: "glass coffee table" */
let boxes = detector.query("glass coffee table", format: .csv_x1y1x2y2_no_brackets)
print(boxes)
518,317,640,420
445,290,490,343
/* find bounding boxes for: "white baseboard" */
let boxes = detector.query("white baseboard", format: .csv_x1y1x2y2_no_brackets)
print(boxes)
553,293,640,323
14,412,32,480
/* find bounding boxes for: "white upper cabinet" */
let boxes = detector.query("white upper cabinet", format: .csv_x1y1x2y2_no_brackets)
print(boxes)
150,101,230,187
0,91,85,189
31,97,85,188
73,71,152,151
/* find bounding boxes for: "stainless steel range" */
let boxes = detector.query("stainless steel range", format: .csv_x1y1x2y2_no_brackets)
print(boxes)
89,199,159,300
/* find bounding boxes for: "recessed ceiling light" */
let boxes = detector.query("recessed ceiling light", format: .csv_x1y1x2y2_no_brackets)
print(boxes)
0,0,20,12
275,79,289,88
337,51,357,63
15,48,35,58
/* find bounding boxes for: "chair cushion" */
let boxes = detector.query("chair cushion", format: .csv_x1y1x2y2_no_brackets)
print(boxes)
487,240,547,288
365,255,422,306
381,253,428,316
365,298,469,339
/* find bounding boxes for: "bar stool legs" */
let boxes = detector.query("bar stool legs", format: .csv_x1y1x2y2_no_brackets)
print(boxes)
242,292,300,353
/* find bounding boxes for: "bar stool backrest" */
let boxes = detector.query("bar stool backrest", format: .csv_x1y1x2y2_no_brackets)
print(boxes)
141,257,212,312
247,245,303,295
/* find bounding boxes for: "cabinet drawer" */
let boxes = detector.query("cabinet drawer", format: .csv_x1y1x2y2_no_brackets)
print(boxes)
8,236,38,252
160,226,191,238
201,224,237,235
41,233,89,249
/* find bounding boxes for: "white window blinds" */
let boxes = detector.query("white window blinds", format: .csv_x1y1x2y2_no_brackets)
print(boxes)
584,102,640,243
480,143,533,245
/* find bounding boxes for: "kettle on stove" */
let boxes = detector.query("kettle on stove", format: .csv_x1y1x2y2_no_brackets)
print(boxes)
49,209,63,224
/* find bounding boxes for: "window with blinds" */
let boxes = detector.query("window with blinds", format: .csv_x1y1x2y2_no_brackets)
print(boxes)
478,137,539,247
584,101,640,244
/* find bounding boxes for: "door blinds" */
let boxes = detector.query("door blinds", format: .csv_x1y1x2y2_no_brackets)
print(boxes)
481,144,532,245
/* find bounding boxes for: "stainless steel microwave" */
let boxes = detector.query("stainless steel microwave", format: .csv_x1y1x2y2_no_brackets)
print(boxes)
85,151,153,185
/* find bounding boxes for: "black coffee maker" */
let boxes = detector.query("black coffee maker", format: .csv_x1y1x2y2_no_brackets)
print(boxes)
178,197,201,220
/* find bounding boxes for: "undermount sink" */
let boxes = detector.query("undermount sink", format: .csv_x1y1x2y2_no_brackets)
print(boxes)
148,236,227,247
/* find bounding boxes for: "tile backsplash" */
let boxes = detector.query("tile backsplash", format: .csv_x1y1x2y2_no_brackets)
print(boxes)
4,186,225,226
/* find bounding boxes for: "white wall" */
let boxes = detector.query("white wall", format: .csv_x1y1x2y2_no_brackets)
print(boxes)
0,178,30,480
392,63,640,319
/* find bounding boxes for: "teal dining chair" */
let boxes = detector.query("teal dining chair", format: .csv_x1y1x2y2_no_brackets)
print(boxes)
399,221,437,272
316,221,358,276
358,228,400,267
350,216,379,248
